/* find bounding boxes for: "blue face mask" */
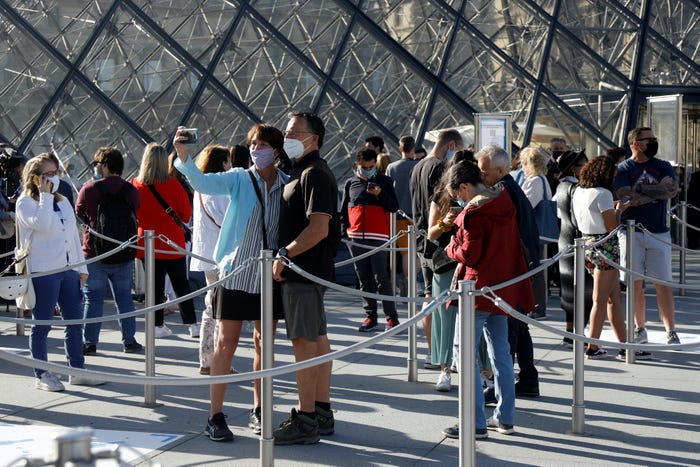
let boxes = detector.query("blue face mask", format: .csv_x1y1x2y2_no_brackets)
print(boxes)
445,149,456,162
358,166,377,180
455,195,467,207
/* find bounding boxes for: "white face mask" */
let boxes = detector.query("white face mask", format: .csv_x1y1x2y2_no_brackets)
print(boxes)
283,137,307,160
93,166,102,180
47,175,60,193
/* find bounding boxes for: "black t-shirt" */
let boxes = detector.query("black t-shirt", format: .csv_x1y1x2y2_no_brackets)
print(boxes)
279,150,339,283
410,156,445,249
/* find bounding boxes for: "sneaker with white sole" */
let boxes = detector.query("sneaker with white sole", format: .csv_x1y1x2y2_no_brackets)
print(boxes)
155,325,173,338
487,416,514,435
35,372,65,392
618,349,652,360
436,369,451,392
585,347,609,360
666,330,680,345
189,323,200,338
69,375,105,386
633,327,648,344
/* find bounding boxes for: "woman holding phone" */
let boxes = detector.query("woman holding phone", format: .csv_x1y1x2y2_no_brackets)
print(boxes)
16,153,103,391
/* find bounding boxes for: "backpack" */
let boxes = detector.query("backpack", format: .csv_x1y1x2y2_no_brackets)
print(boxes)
93,182,138,264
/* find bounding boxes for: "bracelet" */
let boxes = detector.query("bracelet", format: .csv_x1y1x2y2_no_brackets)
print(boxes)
437,219,451,232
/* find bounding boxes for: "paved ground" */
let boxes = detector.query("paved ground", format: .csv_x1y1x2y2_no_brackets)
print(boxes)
1,255,699,466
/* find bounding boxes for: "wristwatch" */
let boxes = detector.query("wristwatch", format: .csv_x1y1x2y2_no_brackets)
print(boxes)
277,247,289,258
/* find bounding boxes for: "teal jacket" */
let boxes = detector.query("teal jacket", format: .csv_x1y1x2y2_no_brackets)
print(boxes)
174,157,289,273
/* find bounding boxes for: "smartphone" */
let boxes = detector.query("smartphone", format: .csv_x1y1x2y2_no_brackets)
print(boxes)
450,206,463,214
181,128,199,146
367,182,377,190
619,195,631,204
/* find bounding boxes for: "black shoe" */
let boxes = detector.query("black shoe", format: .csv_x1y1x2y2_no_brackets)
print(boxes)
483,387,497,406
442,424,488,439
82,344,96,356
205,412,234,442
273,409,320,445
249,407,261,434
618,349,653,360
358,317,378,332
315,405,335,435
515,381,540,397
124,342,144,353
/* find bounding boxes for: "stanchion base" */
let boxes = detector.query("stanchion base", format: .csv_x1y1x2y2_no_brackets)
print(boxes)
139,402,164,408
565,430,593,437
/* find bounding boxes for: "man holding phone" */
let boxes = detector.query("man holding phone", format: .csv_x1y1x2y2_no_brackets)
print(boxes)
340,148,400,332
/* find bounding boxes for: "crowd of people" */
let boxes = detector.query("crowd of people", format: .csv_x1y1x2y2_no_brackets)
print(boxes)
2,119,684,444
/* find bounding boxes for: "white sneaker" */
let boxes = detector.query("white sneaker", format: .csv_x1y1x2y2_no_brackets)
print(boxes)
155,325,173,338
35,372,65,392
69,375,105,386
436,369,451,392
189,323,200,338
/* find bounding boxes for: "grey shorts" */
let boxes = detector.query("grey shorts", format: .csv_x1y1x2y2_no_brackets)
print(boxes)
618,230,672,283
281,282,327,341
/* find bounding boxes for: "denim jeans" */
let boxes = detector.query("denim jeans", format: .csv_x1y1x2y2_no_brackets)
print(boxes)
348,239,397,320
83,260,137,346
30,270,84,378
473,311,515,428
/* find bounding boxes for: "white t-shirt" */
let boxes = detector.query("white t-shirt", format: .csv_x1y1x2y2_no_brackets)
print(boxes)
572,187,614,235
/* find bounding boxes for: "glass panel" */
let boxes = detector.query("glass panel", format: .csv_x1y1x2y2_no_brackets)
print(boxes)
188,85,259,148
134,0,241,67
648,0,700,66
640,35,700,86
8,0,110,58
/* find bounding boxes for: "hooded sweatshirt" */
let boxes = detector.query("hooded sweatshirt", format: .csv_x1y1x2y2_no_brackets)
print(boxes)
447,185,534,315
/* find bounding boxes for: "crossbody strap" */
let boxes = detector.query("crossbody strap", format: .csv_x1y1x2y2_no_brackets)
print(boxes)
147,184,186,228
247,170,268,250
198,193,221,228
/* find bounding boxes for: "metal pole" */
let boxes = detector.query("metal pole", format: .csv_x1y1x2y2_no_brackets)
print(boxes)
540,243,548,298
458,280,475,467
143,230,157,406
407,225,418,382
260,250,274,467
625,221,636,365
390,211,397,299
16,306,25,336
571,238,586,434
679,202,687,297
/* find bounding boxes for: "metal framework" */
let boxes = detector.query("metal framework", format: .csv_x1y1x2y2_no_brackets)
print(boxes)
1,0,698,183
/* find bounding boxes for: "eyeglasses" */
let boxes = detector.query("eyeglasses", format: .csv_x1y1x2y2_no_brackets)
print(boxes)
636,137,657,143
91,161,102,167
284,130,313,138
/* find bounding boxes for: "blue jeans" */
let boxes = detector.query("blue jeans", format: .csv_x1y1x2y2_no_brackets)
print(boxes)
30,270,84,378
83,260,137,346
473,311,515,428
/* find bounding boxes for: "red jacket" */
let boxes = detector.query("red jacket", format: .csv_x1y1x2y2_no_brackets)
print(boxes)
131,178,192,260
446,188,534,315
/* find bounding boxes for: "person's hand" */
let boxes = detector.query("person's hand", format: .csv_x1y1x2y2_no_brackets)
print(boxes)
172,126,190,162
36,175,52,194
366,184,382,196
443,210,458,227
79,273,89,287
272,259,286,282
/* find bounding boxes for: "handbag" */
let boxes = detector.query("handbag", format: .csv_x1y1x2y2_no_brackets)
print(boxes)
534,175,559,245
13,225,35,310
423,236,457,274
147,184,193,242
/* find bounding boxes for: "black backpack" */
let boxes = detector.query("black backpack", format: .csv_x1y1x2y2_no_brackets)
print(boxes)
93,182,138,264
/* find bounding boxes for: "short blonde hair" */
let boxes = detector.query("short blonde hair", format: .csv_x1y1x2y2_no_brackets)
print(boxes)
376,153,392,173
518,145,549,178
137,142,170,185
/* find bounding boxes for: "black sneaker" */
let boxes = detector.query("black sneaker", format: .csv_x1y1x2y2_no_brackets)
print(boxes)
273,409,320,445
483,387,497,406
486,416,514,435
358,317,378,332
249,407,261,434
585,347,609,360
205,412,234,442
442,424,488,439
124,342,144,353
618,349,653,360
315,405,335,435
515,381,540,397
82,344,96,356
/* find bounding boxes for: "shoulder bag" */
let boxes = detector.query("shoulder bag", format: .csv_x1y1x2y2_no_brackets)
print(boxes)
534,175,559,244
147,184,192,242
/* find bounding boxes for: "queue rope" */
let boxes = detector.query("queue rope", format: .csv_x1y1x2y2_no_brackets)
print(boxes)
479,286,698,351
0,259,255,325
0,291,452,386
669,212,700,234
337,230,409,267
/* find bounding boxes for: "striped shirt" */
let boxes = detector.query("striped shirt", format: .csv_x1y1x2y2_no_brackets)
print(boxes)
223,168,283,293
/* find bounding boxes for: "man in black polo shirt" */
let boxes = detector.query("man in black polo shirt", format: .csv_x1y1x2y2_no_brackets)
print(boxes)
272,111,339,445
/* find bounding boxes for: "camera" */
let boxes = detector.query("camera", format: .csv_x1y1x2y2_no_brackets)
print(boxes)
181,128,199,146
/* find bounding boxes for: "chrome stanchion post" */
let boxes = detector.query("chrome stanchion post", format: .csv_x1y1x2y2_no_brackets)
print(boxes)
143,230,157,406
625,220,636,365
407,225,418,382
570,237,586,435
16,306,25,336
679,202,687,297
458,280,475,467
390,212,397,299
260,250,274,467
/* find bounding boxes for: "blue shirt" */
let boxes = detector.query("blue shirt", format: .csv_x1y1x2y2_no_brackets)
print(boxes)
614,157,676,233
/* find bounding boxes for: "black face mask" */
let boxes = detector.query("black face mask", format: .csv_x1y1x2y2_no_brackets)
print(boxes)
552,150,565,159
644,141,658,158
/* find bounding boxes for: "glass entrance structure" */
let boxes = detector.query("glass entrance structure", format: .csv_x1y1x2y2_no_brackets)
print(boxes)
1,0,698,184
